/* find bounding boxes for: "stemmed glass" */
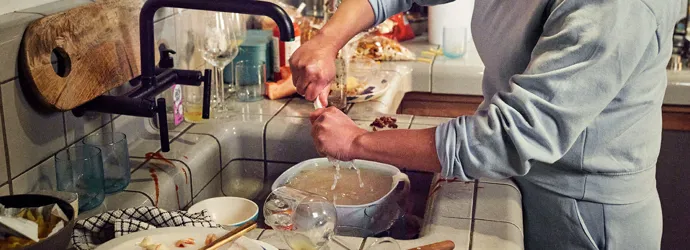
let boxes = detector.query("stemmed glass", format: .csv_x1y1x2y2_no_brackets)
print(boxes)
224,13,247,97
191,10,240,118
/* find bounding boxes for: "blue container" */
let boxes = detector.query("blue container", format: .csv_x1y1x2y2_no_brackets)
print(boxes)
224,30,273,84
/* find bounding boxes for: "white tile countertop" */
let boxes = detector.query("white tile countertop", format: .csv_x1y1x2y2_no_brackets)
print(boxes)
86,62,525,249
405,36,690,105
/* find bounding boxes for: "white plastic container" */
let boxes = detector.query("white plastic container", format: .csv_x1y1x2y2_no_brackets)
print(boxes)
271,158,410,235
428,0,474,45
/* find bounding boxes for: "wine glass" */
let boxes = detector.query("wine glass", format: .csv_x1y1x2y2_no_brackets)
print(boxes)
191,10,240,118
264,187,338,250
225,13,247,97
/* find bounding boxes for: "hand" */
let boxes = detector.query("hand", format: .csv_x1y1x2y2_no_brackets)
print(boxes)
289,35,338,107
310,107,368,161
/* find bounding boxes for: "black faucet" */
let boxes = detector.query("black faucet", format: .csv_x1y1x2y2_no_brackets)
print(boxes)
73,0,295,152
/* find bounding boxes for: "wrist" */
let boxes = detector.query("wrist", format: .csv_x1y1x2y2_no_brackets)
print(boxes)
349,130,369,160
314,27,347,53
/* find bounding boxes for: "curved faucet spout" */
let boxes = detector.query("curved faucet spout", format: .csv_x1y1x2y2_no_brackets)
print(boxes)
139,0,295,86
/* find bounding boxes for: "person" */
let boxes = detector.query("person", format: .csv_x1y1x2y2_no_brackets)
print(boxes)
290,0,686,249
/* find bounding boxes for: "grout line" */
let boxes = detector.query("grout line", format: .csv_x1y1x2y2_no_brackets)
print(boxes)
191,169,221,201
429,45,439,93
262,98,293,183
0,77,17,85
122,190,156,205
468,179,480,249
0,85,12,194
12,11,46,17
472,218,524,235
478,181,522,195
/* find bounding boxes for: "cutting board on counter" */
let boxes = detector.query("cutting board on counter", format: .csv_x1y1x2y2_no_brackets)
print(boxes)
19,0,146,111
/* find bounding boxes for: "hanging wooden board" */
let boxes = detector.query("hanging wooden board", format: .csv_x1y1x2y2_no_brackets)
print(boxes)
19,0,146,111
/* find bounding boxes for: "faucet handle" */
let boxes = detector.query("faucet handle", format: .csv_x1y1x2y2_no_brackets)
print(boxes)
156,98,170,152
202,69,212,119
158,48,177,69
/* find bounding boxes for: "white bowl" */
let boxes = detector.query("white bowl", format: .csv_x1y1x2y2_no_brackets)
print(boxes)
271,158,410,235
188,197,259,227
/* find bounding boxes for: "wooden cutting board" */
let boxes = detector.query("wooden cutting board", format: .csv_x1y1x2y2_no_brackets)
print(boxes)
19,0,146,111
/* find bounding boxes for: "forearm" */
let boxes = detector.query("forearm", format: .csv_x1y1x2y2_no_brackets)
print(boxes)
317,0,376,51
351,128,441,173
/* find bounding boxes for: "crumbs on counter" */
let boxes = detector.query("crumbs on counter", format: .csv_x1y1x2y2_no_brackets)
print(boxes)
370,116,398,131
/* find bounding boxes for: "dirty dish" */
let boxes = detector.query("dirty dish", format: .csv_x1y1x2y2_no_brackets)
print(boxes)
94,227,272,250
0,194,77,250
346,71,393,103
188,197,259,227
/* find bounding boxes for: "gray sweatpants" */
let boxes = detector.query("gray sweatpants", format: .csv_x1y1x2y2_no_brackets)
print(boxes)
515,178,663,250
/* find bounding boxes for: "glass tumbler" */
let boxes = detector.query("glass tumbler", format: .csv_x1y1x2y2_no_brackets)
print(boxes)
442,27,468,59
82,132,130,194
235,60,266,102
55,145,105,211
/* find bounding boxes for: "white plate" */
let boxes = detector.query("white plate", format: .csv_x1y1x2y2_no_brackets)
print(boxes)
95,227,277,250
347,71,395,103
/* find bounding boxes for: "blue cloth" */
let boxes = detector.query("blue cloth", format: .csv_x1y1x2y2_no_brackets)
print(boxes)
368,0,686,249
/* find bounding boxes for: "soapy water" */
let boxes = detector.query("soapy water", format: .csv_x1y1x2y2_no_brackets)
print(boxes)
287,164,392,206
329,159,364,192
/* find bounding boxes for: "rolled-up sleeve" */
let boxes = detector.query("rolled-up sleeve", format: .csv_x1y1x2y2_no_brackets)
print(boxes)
368,0,453,25
435,0,659,180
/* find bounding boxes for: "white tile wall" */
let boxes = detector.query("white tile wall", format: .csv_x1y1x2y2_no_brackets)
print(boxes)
0,0,187,196
0,0,58,16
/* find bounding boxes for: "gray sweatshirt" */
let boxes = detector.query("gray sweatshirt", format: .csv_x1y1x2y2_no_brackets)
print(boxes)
369,0,686,204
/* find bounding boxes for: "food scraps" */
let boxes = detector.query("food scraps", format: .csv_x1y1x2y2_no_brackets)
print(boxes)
370,116,398,131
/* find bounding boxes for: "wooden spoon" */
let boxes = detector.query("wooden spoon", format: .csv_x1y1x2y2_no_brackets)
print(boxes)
407,240,455,250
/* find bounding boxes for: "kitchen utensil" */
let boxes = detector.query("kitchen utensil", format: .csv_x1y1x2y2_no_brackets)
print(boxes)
365,237,401,250
0,194,77,250
201,222,257,250
264,186,338,250
55,145,105,211
94,227,271,250
82,132,131,194
272,158,410,235
407,240,455,250
443,27,467,59
188,197,259,228
235,61,267,102
19,0,145,111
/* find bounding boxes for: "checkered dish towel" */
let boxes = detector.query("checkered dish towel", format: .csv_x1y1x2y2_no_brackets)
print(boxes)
71,206,220,250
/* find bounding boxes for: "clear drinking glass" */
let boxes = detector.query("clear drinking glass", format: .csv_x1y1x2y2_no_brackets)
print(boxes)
82,132,130,194
264,187,338,250
235,61,266,102
365,238,401,250
55,145,105,211
191,10,241,117
443,26,468,59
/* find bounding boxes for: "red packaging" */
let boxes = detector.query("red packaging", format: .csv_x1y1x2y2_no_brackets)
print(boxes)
377,13,416,42
273,23,301,81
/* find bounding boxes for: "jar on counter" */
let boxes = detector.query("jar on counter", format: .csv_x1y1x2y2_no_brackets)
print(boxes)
272,22,301,80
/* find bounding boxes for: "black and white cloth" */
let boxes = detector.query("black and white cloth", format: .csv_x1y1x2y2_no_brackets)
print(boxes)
71,206,219,250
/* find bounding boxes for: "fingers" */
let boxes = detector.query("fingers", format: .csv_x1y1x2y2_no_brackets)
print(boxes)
318,88,330,107
309,108,329,123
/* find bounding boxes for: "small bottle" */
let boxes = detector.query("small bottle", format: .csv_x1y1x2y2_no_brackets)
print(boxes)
272,22,301,81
